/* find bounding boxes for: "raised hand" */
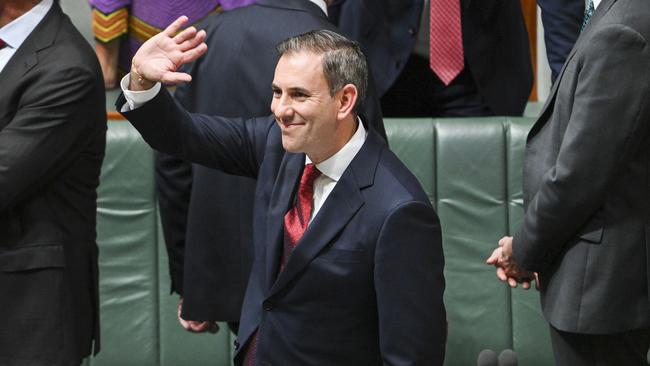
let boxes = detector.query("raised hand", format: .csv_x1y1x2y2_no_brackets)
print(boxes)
486,236,538,289
129,16,208,90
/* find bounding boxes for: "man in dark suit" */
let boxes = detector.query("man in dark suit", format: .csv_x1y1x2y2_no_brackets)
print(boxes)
328,0,533,117
487,0,650,364
0,0,105,365
156,0,385,334
119,21,446,365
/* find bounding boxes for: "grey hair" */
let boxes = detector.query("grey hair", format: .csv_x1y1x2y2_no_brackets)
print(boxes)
276,29,368,114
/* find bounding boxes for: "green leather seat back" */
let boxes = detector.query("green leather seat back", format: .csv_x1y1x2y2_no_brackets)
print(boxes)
386,117,553,366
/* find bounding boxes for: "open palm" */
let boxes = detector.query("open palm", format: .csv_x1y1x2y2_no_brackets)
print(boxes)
131,16,208,85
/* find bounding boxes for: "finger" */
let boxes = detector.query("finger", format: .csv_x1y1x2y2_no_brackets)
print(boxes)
534,273,541,291
178,316,191,330
507,276,518,288
189,321,211,333
521,280,531,290
173,26,198,44
486,248,501,264
179,29,207,52
164,16,190,37
496,266,508,282
161,71,193,84
180,42,208,65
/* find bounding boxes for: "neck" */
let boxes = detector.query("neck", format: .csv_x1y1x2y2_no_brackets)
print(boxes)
308,115,358,164
0,0,41,28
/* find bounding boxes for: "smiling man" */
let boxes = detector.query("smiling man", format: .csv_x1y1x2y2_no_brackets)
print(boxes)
118,18,446,366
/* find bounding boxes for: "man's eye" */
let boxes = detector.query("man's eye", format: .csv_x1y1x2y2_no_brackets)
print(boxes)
272,89,281,97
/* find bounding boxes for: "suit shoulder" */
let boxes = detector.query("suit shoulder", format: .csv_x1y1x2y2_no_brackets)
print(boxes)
371,148,432,208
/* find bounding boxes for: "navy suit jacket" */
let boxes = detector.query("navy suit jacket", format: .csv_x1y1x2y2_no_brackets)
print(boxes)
156,0,385,323
330,0,533,116
121,88,446,365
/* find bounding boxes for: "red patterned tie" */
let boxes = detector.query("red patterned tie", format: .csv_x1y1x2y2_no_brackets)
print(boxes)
0,39,7,50
243,163,320,366
429,0,464,85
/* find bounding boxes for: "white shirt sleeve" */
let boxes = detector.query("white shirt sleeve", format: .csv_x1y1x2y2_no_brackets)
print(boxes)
119,74,162,112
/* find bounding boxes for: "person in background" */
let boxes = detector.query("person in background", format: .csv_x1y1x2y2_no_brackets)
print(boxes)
156,0,385,335
537,0,584,81
0,0,106,364
88,0,254,88
329,0,533,117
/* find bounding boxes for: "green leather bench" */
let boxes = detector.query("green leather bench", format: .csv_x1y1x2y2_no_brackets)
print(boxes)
87,117,554,365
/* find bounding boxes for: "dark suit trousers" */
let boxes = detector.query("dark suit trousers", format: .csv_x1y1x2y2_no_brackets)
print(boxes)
380,54,493,118
549,325,650,366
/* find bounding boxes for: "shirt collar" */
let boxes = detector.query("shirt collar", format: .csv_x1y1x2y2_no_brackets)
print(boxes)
0,0,53,50
306,117,367,182
309,0,328,16
593,0,602,9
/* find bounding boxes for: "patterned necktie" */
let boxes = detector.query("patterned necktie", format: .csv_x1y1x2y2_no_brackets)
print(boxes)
0,39,7,50
429,0,464,85
243,163,320,366
581,0,595,31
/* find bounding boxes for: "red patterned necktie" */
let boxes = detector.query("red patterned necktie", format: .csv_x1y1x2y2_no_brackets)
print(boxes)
0,39,7,50
243,163,320,366
429,0,464,85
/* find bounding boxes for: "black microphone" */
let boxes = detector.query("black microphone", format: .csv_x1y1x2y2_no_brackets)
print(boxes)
498,349,518,366
476,349,498,366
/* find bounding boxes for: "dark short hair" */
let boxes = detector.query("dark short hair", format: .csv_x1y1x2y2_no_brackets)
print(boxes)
276,29,368,115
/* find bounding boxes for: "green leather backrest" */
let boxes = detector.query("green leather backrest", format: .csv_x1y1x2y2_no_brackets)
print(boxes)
386,117,553,366
93,117,553,365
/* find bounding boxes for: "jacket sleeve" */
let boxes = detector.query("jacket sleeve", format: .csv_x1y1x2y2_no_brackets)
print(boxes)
375,201,446,365
0,66,102,212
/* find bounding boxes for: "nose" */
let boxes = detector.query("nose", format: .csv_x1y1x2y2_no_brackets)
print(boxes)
272,94,294,123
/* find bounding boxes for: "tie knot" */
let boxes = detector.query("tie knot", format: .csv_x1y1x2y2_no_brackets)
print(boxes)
301,163,321,188
0,38,7,50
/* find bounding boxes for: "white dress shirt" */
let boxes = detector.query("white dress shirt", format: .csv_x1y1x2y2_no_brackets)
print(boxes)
0,0,53,73
593,0,602,9
307,118,366,222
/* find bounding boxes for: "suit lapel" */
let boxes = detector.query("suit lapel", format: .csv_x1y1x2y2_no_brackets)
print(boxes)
266,128,383,298
0,3,61,122
528,0,617,140
264,153,304,291
0,3,60,82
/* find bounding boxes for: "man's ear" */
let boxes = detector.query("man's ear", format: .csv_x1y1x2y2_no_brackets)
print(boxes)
336,84,358,121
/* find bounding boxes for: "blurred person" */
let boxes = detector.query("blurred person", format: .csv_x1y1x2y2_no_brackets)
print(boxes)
155,0,386,335
119,24,445,365
537,0,584,81
487,0,650,364
88,0,254,88
0,0,106,365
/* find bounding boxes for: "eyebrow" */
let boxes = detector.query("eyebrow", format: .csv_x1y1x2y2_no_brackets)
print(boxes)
271,84,311,95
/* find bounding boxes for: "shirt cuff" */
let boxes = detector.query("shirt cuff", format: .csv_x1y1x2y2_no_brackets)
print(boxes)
119,74,162,112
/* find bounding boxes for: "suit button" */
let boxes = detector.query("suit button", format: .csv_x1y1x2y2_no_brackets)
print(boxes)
408,27,416,36
234,339,240,350
263,300,274,311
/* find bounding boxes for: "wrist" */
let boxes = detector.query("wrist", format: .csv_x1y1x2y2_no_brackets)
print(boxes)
129,61,155,91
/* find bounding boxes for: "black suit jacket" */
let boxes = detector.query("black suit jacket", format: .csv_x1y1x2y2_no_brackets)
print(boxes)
122,88,445,365
513,0,650,334
0,3,105,365
156,0,385,322
329,0,533,116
